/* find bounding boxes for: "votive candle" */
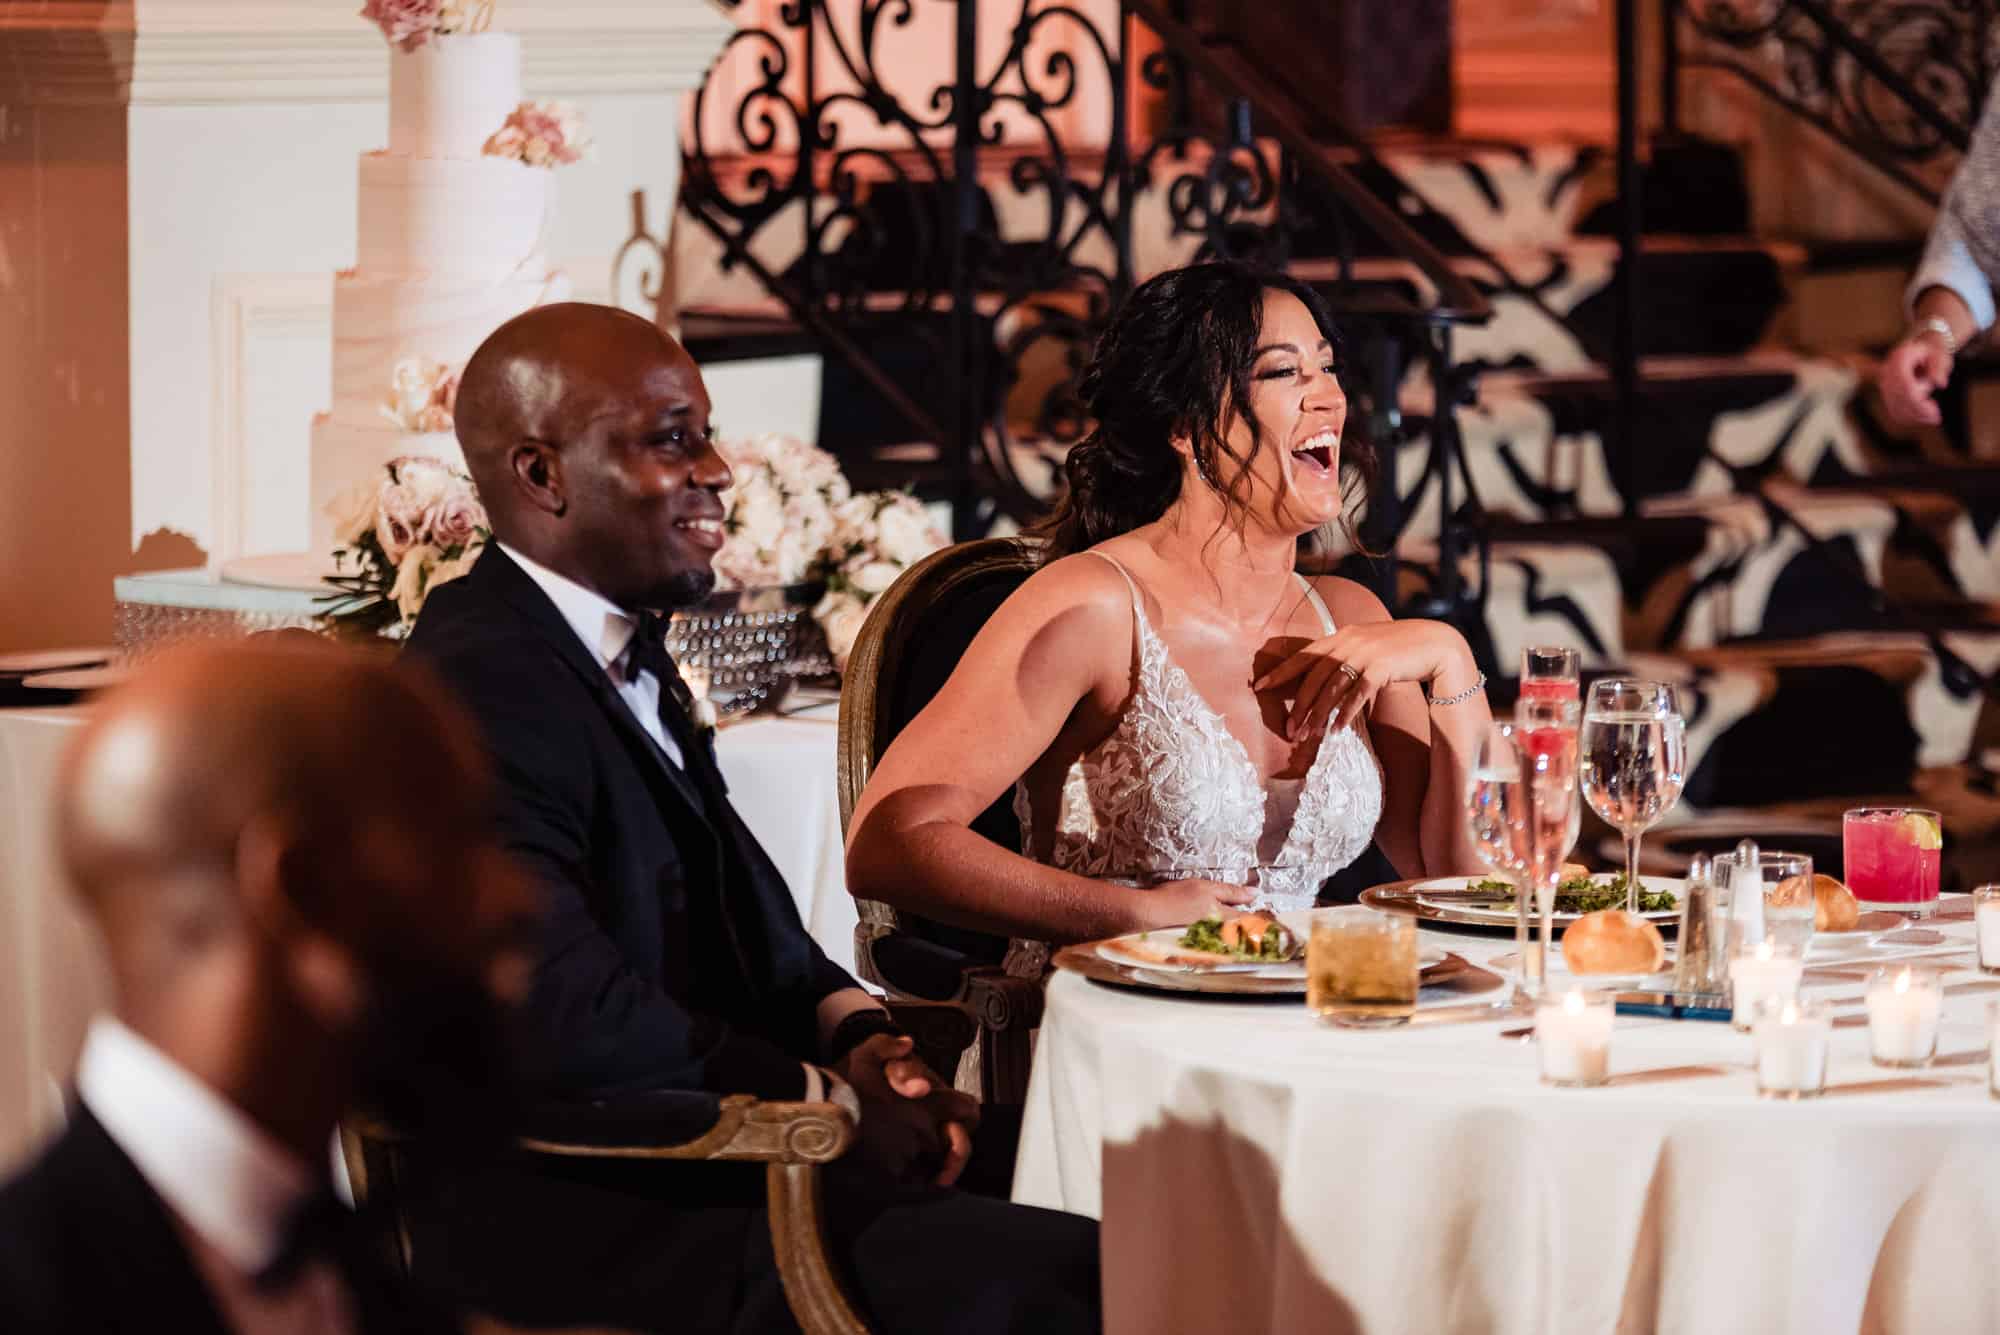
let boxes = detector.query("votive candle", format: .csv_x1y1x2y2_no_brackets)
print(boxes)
1752,998,1830,1099
1866,966,1942,1068
1729,939,1804,1031
1536,988,1612,1087
1975,886,2000,976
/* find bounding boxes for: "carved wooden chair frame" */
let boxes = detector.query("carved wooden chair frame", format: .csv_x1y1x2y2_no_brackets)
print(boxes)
836,537,1047,1105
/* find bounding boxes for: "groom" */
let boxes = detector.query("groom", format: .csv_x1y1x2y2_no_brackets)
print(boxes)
403,302,1099,1334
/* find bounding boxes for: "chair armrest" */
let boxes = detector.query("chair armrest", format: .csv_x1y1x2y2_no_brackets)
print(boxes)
961,968,1044,1033
515,1092,854,1166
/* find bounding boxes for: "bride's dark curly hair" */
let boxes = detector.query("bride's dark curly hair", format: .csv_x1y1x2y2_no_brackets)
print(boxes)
1032,260,1373,561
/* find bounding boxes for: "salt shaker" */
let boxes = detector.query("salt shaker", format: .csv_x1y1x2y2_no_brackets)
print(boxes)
1723,837,1765,957
1673,853,1726,1001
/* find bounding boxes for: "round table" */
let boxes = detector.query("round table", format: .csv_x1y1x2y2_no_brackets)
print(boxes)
1013,912,2000,1335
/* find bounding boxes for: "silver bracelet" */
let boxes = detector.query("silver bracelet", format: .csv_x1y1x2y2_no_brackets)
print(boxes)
1427,672,1486,708
1913,316,1959,358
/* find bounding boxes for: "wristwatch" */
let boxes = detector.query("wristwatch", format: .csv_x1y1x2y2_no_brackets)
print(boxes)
827,1008,906,1063
1912,315,1960,358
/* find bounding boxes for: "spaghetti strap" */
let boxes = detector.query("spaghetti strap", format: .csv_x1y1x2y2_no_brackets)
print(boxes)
1085,550,1145,619
1295,573,1336,635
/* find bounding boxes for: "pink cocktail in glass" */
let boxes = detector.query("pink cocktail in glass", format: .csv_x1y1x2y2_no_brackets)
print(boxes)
1843,807,1942,917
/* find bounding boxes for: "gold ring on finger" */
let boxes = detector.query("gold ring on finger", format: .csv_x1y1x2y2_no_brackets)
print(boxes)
1338,663,1361,682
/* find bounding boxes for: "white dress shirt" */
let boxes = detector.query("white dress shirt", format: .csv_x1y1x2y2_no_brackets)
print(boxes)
496,541,684,768
76,1018,355,1334
1909,80,2000,332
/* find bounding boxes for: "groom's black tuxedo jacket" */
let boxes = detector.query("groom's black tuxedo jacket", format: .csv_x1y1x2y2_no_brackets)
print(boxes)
405,545,857,1107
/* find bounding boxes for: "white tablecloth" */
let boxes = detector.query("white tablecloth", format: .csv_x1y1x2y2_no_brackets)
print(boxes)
1016,916,2000,1335
0,703,856,1176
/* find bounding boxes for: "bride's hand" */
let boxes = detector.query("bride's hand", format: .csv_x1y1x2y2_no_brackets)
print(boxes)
1138,877,1259,929
1252,619,1478,741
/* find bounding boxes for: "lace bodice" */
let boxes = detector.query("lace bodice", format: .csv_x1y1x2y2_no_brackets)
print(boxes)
1013,553,1384,930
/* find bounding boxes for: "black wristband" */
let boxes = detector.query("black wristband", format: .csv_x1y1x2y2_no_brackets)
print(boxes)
826,1009,905,1064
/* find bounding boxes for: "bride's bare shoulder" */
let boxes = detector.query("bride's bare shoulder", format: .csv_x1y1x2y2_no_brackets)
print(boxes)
1002,551,1136,630
1307,573,1393,626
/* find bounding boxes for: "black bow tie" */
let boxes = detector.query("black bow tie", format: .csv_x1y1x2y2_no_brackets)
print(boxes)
631,613,701,717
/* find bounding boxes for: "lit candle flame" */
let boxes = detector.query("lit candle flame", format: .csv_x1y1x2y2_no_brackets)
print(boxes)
1894,968,1912,995
1754,939,1776,962
1563,989,1586,1015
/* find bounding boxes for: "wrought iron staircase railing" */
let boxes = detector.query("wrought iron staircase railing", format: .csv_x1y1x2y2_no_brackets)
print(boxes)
653,0,1503,633
1663,0,1995,205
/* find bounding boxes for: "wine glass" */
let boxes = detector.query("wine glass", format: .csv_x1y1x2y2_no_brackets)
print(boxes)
1467,722,1539,998
1579,679,1688,915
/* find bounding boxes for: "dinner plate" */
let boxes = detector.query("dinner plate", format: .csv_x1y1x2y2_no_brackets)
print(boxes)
1410,875,1683,926
1096,923,1447,977
0,648,112,677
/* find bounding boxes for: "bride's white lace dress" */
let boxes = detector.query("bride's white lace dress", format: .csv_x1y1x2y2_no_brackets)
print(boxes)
1008,552,1384,974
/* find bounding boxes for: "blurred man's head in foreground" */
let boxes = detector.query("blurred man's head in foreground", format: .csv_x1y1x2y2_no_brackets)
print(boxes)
57,637,539,1157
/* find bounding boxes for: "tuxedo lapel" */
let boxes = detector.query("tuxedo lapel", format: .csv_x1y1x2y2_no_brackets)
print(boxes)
471,548,716,834
62,1107,237,1335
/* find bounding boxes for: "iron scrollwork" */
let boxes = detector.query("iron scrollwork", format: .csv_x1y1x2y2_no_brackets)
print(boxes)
1676,0,1999,201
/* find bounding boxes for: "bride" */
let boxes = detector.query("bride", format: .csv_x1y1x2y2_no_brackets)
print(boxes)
846,260,1492,950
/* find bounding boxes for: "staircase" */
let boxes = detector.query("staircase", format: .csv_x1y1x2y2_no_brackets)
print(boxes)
666,0,2000,881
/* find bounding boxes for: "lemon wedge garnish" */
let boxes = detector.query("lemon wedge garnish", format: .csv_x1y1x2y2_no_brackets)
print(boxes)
1901,813,1943,850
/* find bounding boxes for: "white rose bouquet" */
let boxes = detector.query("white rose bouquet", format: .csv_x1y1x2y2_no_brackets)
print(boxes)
322,456,490,638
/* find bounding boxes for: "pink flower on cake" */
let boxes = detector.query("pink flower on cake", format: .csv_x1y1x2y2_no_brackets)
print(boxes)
361,0,492,51
483,100,592,168
381,357,460,434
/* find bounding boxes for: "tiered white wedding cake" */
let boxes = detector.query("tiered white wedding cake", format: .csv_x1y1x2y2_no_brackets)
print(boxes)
305,29,570,557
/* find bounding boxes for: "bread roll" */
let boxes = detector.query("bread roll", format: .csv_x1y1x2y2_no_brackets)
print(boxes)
1811,874,1858,932
1560,862,1590,882
1561,909,1666,974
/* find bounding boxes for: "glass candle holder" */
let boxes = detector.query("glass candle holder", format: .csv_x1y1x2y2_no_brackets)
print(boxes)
1729,938,1804,1032
1752,997,1831,1099
1307,908,1419,1028
1536,988,1613,1087
1976,885,2000,977
1866,966,1943,1068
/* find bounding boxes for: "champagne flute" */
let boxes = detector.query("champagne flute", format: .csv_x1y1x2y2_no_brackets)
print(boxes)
1520,646,1581,704
1468,721,1537,997
1579,679,1688,915
1518,697,1581,979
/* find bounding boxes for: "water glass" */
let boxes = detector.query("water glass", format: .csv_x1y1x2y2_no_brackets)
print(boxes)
1976,886,2000,976
1866,966,1943,1068
1843,807,1942,918
1468,722,1537,998
1308,908,1419,1028
1752,997,1831,1099
1580,679,1687,914
1718,849,1816,955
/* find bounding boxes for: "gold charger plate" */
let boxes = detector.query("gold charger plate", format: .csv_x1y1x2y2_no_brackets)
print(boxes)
1051,940,1499,1000
1360,879,1683,938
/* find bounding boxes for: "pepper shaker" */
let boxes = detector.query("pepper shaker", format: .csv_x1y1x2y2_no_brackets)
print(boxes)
1673,853,1726,1002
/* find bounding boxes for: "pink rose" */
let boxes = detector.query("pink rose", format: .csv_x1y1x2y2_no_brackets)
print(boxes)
429,483,486,550
375,481,427,563
483,100,590,168
360,0,445,52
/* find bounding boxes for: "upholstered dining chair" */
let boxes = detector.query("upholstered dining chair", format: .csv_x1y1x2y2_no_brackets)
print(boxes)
837,536,1046,1105
341,1069,955,1335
